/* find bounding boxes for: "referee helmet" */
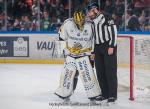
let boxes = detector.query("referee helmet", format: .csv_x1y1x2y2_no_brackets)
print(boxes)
87,2,99,11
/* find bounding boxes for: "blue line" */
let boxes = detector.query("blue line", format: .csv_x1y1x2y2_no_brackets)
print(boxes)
0,31,150,35
0,31,57,34
118,31,150,35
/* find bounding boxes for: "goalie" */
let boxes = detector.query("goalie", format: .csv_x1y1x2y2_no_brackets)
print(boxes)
55,10,100,100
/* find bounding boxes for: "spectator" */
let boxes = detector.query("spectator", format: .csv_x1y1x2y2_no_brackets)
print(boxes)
50,16,62,32
55,0,65,17
144,18,150,31
13,18,21,31
26,0,32,9
32,0,38,16
40,0,52,13
139,10,146,31
126,10,141,31
40,10,51,31
127,0,134,10
134,0,146,16
114,0,125,17
120,14,125,31
112,12,122,30
12,0,31,18
0,0,149,32
0,12,5,31
21,15,32,31
104,0,115,16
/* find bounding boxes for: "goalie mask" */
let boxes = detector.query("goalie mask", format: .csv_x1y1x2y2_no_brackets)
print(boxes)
73,10,85,31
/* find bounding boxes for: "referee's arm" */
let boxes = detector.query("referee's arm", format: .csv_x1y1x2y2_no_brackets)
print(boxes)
107,19,117,48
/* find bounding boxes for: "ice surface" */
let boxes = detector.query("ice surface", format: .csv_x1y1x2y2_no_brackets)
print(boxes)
0,64,149,109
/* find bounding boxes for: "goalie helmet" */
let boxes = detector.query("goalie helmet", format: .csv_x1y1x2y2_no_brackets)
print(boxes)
73,10,85,31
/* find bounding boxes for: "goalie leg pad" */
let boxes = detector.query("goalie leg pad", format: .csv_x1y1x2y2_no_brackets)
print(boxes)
55,56,77,98
76,56,101,98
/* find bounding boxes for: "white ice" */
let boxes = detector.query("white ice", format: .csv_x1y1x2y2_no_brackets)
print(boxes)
0,64,150,109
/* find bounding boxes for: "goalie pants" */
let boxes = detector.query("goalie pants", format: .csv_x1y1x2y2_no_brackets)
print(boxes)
94,42,118,99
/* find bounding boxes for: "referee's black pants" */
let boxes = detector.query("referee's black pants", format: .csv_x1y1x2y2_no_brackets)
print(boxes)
94,42,118,99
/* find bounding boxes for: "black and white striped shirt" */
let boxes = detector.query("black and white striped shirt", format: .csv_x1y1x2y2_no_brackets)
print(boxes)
93,13,117,47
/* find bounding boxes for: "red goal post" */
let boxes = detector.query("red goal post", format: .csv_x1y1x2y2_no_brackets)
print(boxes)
117,35,150,101
118,36,134,100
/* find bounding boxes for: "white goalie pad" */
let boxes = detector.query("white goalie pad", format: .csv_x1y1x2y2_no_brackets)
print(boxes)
76,56,101,98
55,56,77,98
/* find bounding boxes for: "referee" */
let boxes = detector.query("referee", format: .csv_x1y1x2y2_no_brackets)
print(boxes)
87,3,118,103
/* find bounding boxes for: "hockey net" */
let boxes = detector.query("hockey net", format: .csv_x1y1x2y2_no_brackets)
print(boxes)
117,35,150,101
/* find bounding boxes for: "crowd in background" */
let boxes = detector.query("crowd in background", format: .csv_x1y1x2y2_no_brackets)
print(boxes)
0,0,149,32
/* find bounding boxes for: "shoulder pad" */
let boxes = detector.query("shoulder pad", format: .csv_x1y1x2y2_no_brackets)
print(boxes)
63,18,74,24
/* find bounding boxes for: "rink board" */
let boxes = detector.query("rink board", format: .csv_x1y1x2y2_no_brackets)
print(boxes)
0,33,64,64
0,33,150,70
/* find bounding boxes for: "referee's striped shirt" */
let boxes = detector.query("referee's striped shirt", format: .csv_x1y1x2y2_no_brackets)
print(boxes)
93,13,117,47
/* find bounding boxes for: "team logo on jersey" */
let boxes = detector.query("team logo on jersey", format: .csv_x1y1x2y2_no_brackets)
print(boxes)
84,30,87,33
73,42,82,50
83,30,88,35
77,33,80,36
